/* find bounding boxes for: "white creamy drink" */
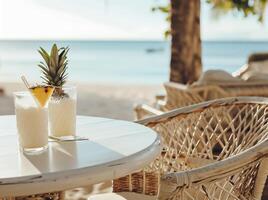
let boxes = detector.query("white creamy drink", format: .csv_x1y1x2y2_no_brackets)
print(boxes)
49,97,76,137
15,103,48,150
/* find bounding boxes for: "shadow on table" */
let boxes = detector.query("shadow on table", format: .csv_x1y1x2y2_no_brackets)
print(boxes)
21,140,125,175
20,139,132,199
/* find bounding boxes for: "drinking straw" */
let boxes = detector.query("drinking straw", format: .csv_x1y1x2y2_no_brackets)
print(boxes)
21,75,30,89
21,75,42,107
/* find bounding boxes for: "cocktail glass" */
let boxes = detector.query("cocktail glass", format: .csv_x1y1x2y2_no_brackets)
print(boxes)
48,86,77,137
14,91,48,153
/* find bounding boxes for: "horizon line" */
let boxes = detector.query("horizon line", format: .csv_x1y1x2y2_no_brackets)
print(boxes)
1,39,268,43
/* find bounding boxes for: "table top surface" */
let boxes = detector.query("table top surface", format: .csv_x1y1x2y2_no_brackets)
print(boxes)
0,115,161,196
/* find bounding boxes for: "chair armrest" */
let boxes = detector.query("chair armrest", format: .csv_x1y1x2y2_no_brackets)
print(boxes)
156,139,268,200
134,104,164,120
154,100,166,111
162,140,268,187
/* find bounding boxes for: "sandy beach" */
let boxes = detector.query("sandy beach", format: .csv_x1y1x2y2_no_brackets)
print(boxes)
0,81,163,120
0,81,163,199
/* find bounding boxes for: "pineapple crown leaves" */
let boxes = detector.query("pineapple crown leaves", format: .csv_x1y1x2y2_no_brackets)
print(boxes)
38,44,69,87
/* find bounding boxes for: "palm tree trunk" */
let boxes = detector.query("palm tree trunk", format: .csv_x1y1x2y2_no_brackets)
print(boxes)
170,0,202,84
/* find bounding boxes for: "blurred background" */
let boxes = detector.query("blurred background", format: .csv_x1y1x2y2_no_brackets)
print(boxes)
1,0,268,120
1,0,268,84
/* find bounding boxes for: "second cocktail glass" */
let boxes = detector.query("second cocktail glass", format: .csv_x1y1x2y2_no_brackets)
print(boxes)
48,86,77,137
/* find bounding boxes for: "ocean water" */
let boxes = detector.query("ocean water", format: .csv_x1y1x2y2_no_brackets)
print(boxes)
0,40,268,84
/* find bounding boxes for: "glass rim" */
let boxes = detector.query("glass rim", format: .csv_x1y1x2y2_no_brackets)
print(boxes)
13,85,76,94
28,85,76,89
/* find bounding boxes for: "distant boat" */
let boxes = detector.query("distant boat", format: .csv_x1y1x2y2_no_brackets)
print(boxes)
145,48,164,53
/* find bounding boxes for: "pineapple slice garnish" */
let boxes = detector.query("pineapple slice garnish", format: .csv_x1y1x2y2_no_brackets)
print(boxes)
29,86,54,107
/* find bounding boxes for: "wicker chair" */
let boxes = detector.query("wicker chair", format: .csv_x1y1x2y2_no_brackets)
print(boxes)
136,53,268,120
135,81,268,120
233,52,268,78
248,52,268,63
90,97,268,200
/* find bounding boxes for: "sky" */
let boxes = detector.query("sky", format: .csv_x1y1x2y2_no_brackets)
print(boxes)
0,0,268,41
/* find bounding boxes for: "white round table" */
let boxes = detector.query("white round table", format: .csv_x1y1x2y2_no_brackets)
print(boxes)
0,115,161,196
